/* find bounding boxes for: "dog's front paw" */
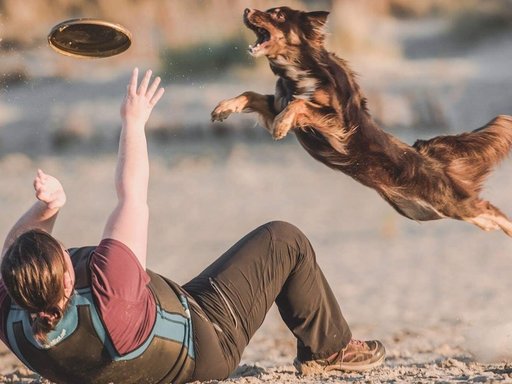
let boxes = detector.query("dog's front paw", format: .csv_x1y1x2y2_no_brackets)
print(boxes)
211,105,232,122
211,98,243,122
272,115,293,140
272,126,290,140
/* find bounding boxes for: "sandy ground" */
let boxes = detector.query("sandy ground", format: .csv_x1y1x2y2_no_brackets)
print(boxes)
0,137,512,383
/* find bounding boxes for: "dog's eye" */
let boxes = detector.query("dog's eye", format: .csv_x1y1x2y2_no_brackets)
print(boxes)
272,10,285,22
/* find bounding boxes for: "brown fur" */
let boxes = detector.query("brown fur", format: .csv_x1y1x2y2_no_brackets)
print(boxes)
211,6,512,236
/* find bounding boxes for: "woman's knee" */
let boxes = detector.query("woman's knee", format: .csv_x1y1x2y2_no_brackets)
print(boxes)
262,221,317,270
263,221,310,248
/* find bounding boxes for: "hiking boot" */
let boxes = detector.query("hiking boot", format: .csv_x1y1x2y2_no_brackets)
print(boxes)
294,339,386,375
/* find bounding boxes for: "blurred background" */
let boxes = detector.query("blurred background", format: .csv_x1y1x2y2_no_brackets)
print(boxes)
1,0,512,154
1,0,512,379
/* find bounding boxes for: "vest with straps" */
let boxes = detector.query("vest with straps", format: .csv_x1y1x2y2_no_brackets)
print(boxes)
5,246,195,384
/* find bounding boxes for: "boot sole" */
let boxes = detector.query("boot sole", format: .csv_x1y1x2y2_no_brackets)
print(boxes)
294,353,385,375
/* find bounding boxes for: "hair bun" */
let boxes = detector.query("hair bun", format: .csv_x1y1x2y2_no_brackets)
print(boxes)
33,307,63,342
37,311,54,322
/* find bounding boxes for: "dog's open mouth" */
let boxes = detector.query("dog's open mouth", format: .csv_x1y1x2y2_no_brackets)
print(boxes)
244,16,272,56
249,27,270,54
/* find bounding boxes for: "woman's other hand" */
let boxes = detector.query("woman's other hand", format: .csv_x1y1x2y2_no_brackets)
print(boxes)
33,169,66,210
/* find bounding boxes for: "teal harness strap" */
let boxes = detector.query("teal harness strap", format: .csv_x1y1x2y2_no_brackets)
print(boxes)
6,304,34,371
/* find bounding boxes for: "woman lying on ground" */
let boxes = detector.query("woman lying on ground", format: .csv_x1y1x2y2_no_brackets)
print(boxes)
0,68,385,384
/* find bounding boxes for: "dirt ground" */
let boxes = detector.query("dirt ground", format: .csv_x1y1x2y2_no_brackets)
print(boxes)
1,138,512,383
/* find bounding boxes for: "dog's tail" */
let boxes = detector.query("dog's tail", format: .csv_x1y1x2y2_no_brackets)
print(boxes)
413,115,512,195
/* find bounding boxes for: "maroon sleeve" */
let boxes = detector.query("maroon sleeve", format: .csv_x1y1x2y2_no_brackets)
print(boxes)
89,239,156,355
0,280,10,347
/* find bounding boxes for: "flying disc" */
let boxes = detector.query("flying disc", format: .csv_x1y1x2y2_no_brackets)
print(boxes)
48,18,132,58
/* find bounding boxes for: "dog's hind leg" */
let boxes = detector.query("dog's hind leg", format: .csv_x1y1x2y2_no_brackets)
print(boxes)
211,91,276,131
465,201,512,237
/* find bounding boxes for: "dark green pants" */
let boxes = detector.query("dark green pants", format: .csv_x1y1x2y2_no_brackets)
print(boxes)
183,221,352,381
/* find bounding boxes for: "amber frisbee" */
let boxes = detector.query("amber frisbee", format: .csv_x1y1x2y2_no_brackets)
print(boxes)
48,18,132,58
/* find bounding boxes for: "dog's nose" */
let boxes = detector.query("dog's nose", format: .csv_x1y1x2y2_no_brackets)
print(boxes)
244,8,252,16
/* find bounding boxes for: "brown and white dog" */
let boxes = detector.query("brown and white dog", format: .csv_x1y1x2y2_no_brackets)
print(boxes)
211,6,512,236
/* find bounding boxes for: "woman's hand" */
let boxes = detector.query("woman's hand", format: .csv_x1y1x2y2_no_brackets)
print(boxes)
1,170,65,256
120,68,165,128
33,169,66,210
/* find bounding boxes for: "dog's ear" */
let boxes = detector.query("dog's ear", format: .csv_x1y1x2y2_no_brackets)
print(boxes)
305,11,330,28
301,11,329,45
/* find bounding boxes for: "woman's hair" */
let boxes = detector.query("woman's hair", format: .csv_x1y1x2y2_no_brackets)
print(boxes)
1,229,68,342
